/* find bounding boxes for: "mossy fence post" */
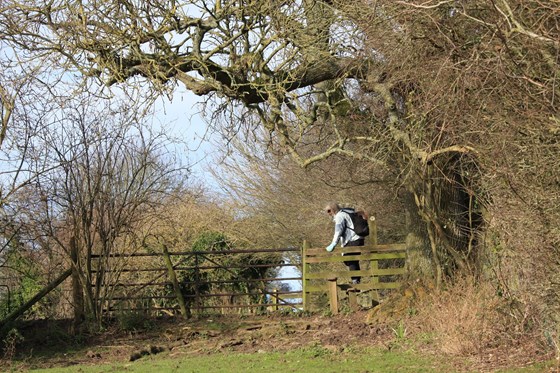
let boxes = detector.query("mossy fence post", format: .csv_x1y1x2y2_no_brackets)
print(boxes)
369,216,377,246
162,244,189,318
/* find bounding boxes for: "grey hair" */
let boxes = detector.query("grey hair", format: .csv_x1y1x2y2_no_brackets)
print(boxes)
324,202,340,213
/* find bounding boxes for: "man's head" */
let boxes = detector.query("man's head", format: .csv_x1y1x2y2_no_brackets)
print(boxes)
324,202,340,217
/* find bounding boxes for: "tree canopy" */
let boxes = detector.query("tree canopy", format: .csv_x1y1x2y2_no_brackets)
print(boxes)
1,0,401,167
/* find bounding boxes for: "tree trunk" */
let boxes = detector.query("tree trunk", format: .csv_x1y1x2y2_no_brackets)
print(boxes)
70,237,85,333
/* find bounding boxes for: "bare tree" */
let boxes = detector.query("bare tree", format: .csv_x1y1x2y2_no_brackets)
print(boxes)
208,131,407,250
5,92,190,324
0,52,69,322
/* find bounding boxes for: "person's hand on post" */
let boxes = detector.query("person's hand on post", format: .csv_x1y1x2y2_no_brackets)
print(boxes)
326,243,336,252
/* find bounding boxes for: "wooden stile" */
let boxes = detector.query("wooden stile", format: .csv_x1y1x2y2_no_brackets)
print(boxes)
301,242,406,311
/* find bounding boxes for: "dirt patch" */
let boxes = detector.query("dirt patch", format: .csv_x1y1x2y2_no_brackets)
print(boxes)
1,311,390,369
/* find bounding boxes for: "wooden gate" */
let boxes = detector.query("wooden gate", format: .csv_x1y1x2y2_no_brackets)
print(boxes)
92,247,303,317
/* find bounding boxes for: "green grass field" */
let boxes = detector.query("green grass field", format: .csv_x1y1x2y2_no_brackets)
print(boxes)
23,346,555,373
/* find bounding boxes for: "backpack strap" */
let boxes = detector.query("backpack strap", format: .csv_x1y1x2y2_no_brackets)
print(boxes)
340,208,355,233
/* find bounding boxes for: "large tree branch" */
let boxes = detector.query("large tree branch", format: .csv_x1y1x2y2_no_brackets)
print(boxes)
3,1,377,106
103,50,375,105
0,83,14,146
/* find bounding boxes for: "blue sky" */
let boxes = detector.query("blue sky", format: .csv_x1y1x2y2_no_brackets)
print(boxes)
153,89,220,188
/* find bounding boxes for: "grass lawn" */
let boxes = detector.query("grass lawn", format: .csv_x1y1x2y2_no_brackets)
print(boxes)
23,346,556,373
25,347,448,372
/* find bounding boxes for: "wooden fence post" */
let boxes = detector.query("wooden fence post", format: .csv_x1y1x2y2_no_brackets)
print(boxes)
272,288,279,311
327,278,338,315
370,259,380,304
162,244,189,318
370,216,377,246
302,240,310,311
194,252,202,314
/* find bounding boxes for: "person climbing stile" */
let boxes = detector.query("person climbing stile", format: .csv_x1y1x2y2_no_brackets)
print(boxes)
324,202,368,286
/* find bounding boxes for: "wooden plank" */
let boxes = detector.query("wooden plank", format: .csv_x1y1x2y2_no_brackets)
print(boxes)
192,303,302,309
91,247,302,258
277,293,303,299
307,250,407,259
185,291,301,298
92,262,298,273
181,277,302,285
305,252,406,263
95,276,303,287
305,282,401,293
305,244,407,256
110,302,304,312
305,267,405,280
306,270,374,279
307,243,407,253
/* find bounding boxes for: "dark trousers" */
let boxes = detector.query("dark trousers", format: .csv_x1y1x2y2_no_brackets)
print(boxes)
343,239,364,284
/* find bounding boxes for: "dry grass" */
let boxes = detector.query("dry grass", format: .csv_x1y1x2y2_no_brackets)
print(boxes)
367,276,554,369
416,278,496,354
411,276,538,356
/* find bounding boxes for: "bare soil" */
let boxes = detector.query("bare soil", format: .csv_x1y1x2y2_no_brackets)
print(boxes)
4,311,389,368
